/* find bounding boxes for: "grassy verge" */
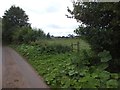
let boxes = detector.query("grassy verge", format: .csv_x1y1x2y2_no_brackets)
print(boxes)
11,38,120,89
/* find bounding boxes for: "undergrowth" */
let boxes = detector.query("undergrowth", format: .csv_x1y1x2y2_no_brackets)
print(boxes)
10,41,120,89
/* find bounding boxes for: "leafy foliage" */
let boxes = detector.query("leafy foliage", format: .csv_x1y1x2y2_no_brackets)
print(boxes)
47,33,51,39
67,2,120,72
37,44,72,54
2,5,30,43
106,79,118,88
98,50,112,62
11,41,119,89
12,27,46,44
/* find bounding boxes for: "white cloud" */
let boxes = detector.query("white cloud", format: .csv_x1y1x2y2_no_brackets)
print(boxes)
0,0,79,36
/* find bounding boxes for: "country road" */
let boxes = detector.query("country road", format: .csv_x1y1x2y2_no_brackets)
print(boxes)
2,46,49,88
0,42,2,89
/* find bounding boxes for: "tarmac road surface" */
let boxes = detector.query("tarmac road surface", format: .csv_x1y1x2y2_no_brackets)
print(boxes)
2,46,49,88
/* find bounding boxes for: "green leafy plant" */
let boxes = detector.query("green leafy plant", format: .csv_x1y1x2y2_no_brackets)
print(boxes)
98,50,112,62
11,40,119,89
106,79,118,88
36,44,72,54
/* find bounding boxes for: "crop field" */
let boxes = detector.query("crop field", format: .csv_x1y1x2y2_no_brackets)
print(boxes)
12,38,120,89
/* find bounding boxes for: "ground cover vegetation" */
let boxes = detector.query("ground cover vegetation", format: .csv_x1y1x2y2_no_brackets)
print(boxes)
2,2,120,89
11,39,120,88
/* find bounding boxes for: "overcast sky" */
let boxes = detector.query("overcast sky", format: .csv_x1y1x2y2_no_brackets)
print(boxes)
0,0,80,36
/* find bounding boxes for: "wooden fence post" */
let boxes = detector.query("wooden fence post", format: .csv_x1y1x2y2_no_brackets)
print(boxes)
77,41,80,53
71,43,73,52
71,42,80,52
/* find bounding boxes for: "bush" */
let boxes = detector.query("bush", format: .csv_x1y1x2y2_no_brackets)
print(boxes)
36,44,72,54
12,27,46,44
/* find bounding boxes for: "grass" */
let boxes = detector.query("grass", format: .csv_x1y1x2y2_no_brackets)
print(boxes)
32,38,91,51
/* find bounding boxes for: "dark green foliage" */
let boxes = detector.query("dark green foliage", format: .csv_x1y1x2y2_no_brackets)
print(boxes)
98,50,112,63
47,33,51,39
71,49,119,88
35,44,72,54
2,5,30,43
72,49,113,75
12,26,33,44
12,27,46,44
67,2,120,72
34,29,46,40
2,5,47,44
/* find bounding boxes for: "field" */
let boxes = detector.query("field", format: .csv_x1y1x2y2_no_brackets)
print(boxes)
12,38,120,89
31,38,91,50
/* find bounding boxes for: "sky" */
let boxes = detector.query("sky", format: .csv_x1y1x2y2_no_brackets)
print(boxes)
0,0,79,36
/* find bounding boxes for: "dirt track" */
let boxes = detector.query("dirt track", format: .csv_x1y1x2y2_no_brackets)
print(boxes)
2,46,49,88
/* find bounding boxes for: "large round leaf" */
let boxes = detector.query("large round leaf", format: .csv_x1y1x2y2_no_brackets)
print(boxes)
98,50,112,62
106,79,118,88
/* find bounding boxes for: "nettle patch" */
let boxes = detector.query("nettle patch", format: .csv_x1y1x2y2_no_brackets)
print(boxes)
12,44,120,88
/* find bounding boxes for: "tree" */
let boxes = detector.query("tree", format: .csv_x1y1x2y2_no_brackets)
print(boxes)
2,5,30,43
12,27,47,44
68,34,74,38
12,26,32,44
67,2,120,72
47,33,51,39
33,28,46,40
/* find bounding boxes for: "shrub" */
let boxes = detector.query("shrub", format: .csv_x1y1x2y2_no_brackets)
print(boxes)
36,44,72,54
12,27,46,44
